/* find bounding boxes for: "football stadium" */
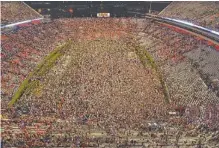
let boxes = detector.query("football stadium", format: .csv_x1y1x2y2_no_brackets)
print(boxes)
1,1,219,147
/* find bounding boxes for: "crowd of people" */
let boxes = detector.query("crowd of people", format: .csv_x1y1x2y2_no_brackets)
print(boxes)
1,5,219,146
159,1,219,31
137,19,201,63
0,18,184,146
1,18,150,147
1,2,42,25
1,18,138,106
1,21,62,107
142,19,219,126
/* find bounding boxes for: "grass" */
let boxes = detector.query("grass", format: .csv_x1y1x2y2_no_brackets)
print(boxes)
8,39,170,107
8,41,72,107
135,45,170,104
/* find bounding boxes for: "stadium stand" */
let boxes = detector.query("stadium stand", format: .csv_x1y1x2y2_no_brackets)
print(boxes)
1,2,42,25
159,2,219,31
1,2,219,147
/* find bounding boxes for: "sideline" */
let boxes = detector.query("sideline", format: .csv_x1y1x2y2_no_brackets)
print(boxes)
134,44,170,104
8,41,72,107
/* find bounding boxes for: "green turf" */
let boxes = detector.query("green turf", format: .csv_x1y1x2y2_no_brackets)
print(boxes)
8,41,72,107
135,45,170,104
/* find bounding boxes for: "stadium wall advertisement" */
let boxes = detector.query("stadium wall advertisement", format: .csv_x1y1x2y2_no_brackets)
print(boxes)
97,13,110,17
